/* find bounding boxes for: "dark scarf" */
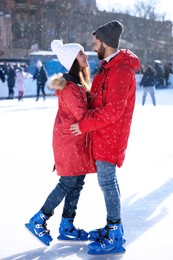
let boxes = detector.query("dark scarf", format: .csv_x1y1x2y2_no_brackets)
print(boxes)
63,73,81,86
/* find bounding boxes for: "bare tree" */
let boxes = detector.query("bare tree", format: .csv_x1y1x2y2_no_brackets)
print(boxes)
127,0,166,21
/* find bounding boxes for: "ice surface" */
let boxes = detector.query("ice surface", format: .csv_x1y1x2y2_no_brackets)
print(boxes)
0,88,173,260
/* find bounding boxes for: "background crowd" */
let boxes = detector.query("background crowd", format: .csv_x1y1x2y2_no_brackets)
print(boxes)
0,58,173,102
0,61,48,101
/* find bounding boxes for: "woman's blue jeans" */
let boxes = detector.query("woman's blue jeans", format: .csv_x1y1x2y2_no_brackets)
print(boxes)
42,175,85,217
96,160,121,223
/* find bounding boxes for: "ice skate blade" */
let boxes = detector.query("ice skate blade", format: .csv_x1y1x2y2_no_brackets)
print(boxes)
57,235,88,241
25,223,52,246
88,246,126,255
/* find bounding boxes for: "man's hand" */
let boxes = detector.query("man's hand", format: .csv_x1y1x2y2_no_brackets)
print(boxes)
70,123,82,135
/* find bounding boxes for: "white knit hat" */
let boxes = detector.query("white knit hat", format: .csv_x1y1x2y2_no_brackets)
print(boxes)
51,40,83,71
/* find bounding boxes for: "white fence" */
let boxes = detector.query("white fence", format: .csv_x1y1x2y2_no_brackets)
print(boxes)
0,77,53,99
1,74,173,99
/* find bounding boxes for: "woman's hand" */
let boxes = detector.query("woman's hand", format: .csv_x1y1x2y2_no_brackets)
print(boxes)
70,123,82,135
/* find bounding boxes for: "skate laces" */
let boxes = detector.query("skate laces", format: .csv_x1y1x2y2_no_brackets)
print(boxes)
96,224,114,234
99,225,118,247
66,219,85,237
68,225,85,238
107,224,118,231
90,225,109,242
35,214,50,236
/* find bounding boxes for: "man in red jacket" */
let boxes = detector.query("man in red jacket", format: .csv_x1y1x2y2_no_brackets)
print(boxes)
70,20,140,255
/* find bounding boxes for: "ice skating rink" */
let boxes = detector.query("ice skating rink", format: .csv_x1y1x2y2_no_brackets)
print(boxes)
0,88,173,260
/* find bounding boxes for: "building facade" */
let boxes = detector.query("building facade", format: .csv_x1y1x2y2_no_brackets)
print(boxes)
0,0,172,64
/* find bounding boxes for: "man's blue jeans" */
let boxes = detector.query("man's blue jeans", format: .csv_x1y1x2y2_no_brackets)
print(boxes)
96,160,121,223
42,175,85,217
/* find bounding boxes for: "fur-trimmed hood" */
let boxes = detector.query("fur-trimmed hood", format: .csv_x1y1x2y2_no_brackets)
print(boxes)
48,73,81,91
48,73,67,91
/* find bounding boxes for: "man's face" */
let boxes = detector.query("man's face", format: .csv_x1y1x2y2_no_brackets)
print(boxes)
93,35,105,60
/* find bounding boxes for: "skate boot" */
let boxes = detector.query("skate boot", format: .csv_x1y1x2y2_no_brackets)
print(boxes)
58,217,88,241
88,223,125,255
88,223,125,242
25,210,53,246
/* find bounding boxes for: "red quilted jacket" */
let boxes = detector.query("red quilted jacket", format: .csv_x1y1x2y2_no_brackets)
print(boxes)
79,49,140,167
51,74,96,176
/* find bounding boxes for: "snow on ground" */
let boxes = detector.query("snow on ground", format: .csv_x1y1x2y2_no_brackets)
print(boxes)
0,88,173,260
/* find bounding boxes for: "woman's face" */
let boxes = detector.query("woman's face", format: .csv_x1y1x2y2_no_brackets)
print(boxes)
76,50,88,69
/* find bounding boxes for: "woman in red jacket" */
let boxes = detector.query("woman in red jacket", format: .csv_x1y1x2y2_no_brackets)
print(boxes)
25,40,96,246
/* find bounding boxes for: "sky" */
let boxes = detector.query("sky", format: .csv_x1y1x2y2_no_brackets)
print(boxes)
96,0,173,21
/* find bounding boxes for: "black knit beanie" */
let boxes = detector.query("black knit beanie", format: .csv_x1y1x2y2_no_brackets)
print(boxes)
93,20,124,48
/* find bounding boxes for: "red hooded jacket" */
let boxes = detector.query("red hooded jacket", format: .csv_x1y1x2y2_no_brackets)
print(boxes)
50,74,96,176
78,49,140,167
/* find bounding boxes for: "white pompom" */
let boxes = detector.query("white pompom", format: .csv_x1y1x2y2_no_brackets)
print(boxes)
51,40,63,54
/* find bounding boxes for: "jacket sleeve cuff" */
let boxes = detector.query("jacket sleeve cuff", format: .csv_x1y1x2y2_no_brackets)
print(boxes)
78,120,87,133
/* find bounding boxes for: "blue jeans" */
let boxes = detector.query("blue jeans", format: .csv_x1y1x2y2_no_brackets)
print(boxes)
96,160,121,223
42,175,85,217
142,86,156,106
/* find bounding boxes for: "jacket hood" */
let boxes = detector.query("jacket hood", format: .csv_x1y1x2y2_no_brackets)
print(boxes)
105,49,140,72
48,73,80,91
48,73,67,91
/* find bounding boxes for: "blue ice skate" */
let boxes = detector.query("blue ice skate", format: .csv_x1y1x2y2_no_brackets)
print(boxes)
88,224,126,255
25,210,53,246
58,217,88,241
88,223,125,243
88,225,108,241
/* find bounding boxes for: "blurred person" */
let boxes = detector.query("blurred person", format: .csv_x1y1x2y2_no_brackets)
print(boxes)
25,40,96,246
33,60,48,101
140,65,156,106
154,60,164,88
0,66,5,83
164,62,172,87
6,64,16,99
15,65,31,101
70,20,140,255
